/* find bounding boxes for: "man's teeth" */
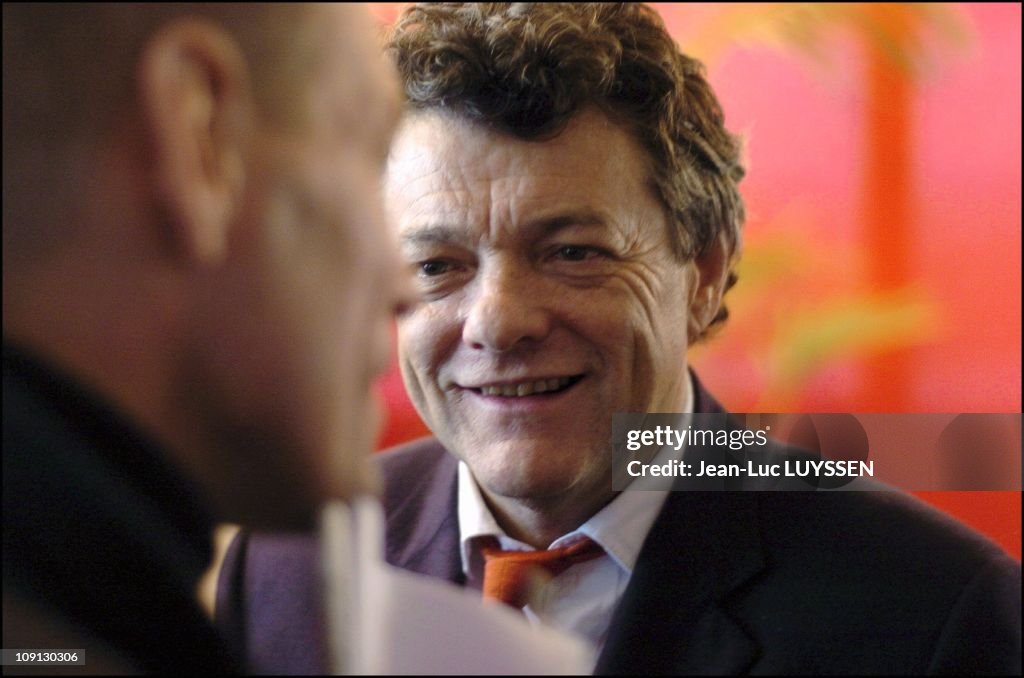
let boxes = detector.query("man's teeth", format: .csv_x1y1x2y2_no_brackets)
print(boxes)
480,377,574,397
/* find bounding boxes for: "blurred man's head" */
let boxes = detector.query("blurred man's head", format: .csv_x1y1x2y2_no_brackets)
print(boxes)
3,3,407,529
384,3,746,543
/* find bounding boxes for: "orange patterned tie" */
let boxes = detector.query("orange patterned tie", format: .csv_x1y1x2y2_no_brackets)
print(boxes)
480,537,604,609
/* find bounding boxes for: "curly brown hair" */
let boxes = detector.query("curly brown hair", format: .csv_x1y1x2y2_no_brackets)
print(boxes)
386,2,745,337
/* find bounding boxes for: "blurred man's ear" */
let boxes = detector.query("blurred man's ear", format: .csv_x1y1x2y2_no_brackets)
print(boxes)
687,230,732,343
137,19,251,267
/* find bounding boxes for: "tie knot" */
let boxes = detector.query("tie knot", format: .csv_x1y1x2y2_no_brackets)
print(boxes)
480,537,603,609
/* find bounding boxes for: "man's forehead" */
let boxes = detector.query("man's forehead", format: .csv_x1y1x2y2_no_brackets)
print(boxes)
388,113,635,195
387,110,657,238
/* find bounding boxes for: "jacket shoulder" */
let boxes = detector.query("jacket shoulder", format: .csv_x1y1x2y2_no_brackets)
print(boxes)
750,489,1021,673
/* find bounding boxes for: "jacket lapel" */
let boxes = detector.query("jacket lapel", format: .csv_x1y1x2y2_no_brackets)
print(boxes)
596,492,765,674
380,440,465,586
596,373,766,674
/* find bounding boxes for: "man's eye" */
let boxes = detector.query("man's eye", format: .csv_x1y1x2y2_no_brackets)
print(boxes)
555,245,599,262
418,260,451,277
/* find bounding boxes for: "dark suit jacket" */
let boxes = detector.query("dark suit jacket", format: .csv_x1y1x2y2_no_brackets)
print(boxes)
4,342,240,673
217,383,1021,675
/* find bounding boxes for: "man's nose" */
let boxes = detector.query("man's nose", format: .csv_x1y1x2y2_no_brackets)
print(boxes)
461,262,551,352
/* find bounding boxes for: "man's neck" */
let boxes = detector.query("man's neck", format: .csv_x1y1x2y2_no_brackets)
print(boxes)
479,482,617,549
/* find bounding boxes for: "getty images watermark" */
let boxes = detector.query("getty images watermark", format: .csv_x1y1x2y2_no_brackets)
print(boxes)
611,413,1022,492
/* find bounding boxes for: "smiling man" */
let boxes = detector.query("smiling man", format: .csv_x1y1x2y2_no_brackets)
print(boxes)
387,106,718,548
220,4,1020,674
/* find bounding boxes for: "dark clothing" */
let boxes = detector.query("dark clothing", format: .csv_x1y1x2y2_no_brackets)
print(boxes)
218,381,1022,675
3,342,239,674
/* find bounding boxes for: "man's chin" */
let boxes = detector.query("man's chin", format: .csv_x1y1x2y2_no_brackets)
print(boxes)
473,466,603,503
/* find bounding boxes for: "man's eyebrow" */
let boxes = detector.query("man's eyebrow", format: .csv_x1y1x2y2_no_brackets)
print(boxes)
526,211,610,237
400,211,611,248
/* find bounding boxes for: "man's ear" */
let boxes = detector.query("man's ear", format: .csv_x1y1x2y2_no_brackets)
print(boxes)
687,230,734,343
137,18,251,267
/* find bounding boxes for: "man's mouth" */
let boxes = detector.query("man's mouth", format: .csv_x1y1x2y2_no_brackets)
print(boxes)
470,375,584,398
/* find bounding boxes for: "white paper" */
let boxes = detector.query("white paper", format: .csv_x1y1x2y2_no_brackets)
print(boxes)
321,499,594,675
